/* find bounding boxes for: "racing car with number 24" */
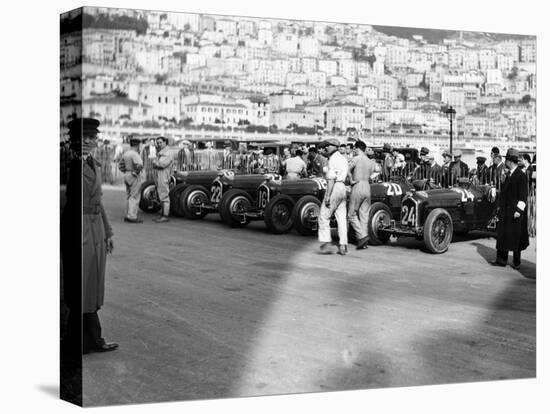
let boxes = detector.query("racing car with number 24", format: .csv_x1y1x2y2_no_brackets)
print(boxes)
369,182,499,253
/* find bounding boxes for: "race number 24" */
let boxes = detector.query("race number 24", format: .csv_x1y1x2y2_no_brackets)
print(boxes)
401,204,416,226
384,183,402,196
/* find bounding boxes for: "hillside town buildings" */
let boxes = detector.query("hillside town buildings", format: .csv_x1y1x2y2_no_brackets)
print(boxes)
60,8,537,144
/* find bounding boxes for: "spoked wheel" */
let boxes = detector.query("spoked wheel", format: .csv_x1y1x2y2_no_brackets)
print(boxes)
219,189,253,227
180,185,209,219
139,181,161,214
423,208,453,254
367,202,392,245
264,194,295,234
292,196,321,236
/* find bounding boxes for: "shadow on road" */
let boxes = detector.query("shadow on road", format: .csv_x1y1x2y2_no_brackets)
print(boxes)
471,242,536,281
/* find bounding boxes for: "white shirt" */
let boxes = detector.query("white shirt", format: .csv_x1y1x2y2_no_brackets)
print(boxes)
326,151,349,182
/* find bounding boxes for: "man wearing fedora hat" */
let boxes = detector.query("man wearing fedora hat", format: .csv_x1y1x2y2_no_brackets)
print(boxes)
492,148,529,269
475,156,489,184
318,138,349,255
61,118,118,355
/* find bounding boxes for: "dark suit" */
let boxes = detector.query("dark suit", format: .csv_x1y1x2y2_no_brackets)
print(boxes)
449,159,469,184
495,167,529,265
489,162,505,189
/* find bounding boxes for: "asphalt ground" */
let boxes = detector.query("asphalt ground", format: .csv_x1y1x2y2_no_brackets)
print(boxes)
81,186,536,406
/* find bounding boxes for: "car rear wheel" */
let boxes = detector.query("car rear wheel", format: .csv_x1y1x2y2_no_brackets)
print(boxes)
219,189,253,227
180,185,209,219
264,194,295,234
423,208,453,254
367,202,392,245
292,196,321,236
139,180,161,214
169,183,188,217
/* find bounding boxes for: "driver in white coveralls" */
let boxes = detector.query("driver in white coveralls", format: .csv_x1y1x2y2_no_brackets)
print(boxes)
318,138,349,255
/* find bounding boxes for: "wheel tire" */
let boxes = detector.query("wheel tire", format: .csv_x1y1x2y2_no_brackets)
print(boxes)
139,180,161,214
423,208,453,254
264,194,295,234
368,202,392,245
180,185,209,219
219,189,253,227
169,183,188,217
292,196,321,236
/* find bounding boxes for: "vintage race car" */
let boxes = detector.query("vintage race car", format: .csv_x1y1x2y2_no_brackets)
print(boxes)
369,182,499,253
175,171,280,220
138,170,218,214
232,175,414,235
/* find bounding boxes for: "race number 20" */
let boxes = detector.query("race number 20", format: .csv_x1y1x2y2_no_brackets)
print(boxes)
384,183,403,196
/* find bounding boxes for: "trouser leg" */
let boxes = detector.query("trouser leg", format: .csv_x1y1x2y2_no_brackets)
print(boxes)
347,187,363,240
496,249,508,264
332,183,348,246
318,203,333,243
127,178,142,219
358,197,371,240
158,182,170,216
513,250,521,266
83,311,105,351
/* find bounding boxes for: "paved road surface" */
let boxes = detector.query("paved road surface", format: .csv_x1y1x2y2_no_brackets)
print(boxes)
82,187,536,406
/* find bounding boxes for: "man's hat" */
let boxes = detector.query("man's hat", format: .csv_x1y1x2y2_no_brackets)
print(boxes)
442,149,452,157
491,146,500,155
129,137,141,146
322,138,341,147
452,149,462,157
476,156,487,163
420,146,429,156
383,143,392,152
505,148,520,163
67,118,100,141
179,139,192,146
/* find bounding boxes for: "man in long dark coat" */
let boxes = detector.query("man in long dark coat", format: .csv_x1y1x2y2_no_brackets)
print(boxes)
61,118,118,354
492,148,529,269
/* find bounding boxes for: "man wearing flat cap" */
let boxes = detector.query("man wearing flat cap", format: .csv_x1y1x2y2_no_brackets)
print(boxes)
121,137,144,223
475,156,489,184
318,138,349,255
151,136,173,223
492,148,529,268
449,149,469,184
61,118,118,355
440,149,453,187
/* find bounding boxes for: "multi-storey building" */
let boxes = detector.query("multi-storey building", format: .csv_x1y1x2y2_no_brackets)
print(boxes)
326,102,365,131
127,82,182,122
377,75,399,101
184,101,251,126
216,19,238,36
520,40,536,63
83,96,152,124
269,90,306,111
271,108,317,128
478,49,496,71
301,57,318,73
318,59,338,77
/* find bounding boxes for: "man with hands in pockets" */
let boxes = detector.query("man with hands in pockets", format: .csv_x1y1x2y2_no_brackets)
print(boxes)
318,139,349,256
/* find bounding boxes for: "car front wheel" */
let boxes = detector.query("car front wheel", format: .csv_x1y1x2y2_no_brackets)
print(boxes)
423,208,453,254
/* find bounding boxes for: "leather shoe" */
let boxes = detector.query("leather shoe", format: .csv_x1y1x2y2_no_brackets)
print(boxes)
319,242,334,254
338,245,348,256
98,343,119,352
491,261,506,267
83,342,119,354
511,262,521,270
356,236,369,250
124,217,143,223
